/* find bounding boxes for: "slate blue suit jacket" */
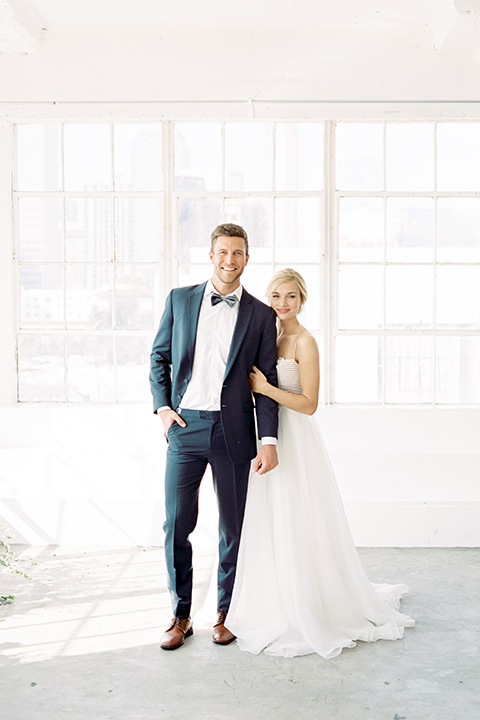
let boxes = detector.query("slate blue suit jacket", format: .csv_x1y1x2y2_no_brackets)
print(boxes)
149,282,279,463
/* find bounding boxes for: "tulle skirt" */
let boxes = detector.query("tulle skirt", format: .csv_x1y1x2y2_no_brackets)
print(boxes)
226,407,415,659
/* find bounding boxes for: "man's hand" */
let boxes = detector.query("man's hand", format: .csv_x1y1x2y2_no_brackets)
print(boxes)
157,408,187,435
252,444,278,475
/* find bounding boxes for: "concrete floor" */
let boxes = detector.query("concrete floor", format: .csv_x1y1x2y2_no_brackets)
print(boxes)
0,546,479,720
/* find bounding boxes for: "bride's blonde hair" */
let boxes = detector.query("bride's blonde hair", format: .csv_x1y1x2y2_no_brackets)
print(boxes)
266,268,308,309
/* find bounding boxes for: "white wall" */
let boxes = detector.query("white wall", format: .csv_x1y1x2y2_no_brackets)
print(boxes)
1,404,479,547
1,51,480,546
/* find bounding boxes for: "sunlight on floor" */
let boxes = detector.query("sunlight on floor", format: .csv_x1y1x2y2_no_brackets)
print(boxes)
1,546,215,663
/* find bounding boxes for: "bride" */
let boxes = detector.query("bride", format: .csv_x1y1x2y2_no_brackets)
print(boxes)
225,268,414,659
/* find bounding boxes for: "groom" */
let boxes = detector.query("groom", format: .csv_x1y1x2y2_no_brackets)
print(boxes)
150,223,279,650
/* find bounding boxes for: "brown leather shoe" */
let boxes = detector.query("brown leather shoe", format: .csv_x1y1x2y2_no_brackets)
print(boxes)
212,610,236,645
160,617,193,650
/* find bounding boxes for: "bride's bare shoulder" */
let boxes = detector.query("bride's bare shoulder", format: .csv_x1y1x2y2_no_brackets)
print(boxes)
297,329,317,348
295,330,319,359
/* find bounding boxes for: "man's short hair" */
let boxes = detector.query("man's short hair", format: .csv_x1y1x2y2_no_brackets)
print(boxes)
210,223,249,255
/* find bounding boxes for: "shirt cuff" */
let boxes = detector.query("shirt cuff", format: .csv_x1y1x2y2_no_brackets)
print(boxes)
155,406,171,414
261,436,277,446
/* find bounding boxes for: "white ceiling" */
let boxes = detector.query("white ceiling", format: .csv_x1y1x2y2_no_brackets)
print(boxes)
1,0,480,107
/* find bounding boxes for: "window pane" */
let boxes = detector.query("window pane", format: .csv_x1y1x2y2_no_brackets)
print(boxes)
436,337,480,404
335,336,383,403
177,198,222,263
18,334,65,401
19,198,63,262
242,263,275,302
66,265,113,330
16,124,62,191
66,335,114,402
115,265,159,330
275,198,322,263
437,198,480,263
224,198,273,262
284,263,321,330
386,123,434,191
385,336,434,403
437,123,480,191
385,266,433,329
175,123,221,192
20,265,64,328
335,123,383,191
225,124,273,191
386,198,435,262
338,265,383,330
178,263,211,287
114,124,162,190
275,123,323,191
116,335,152,402
339,197,384,262
65,199,113,262
64,124,112,191
436,266,480,329
116,198,162,262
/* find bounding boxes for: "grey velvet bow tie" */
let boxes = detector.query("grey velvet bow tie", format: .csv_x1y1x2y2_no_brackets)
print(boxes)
211,292,238,308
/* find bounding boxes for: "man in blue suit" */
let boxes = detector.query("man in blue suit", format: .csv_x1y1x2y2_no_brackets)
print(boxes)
150,223,279,650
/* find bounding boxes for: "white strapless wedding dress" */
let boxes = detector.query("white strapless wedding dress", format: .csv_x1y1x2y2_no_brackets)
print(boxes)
226,358,415,659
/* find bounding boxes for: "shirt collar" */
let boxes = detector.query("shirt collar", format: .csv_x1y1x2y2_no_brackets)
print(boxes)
206,280,243,301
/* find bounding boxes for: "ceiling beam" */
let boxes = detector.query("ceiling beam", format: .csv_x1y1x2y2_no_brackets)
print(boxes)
429,0,459,51
0,0,44,53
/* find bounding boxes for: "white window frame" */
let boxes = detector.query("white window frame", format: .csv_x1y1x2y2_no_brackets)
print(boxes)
2,116,479,406
13,121,166,404
331,120,480,406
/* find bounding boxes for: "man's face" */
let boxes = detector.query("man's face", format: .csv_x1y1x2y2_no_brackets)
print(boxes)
210,235,249,291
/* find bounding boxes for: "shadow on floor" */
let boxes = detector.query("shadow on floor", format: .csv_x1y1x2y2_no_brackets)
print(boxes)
1,546,478,720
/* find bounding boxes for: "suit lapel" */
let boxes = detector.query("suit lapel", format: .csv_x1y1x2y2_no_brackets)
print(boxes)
224,289,253,378
186,282,207,366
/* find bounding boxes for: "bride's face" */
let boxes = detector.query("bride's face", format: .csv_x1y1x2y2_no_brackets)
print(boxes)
269,281,302,320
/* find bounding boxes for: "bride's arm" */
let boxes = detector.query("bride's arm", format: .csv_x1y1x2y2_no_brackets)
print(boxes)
250,334,319,415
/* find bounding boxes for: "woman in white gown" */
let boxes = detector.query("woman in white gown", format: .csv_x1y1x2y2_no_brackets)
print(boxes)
226,269,414,659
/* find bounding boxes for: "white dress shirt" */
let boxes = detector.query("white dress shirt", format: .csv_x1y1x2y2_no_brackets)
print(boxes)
159,280,276,445
180,280,241,410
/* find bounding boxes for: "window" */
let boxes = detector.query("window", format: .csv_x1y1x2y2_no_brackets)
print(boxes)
174,122,324,335
335,122,480,404
12,120,480,405
15,123,164,402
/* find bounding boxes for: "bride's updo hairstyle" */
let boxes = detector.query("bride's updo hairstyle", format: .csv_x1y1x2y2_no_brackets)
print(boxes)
266,268,308,311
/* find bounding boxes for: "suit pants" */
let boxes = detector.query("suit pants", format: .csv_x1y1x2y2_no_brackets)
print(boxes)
164,409,251,618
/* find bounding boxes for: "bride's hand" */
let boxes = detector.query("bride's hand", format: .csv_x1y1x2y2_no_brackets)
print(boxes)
249,365,268,394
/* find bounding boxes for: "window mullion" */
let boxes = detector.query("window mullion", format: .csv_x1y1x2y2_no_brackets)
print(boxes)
164,120,176,292
111,125,118,401
324,120,336,406
221,122,226,194
62,123,67,401
0,122,17,403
